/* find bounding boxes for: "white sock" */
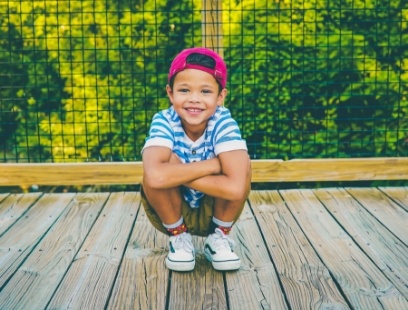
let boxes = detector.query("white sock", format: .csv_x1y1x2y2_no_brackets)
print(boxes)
212,216,233,228
162,216,184,229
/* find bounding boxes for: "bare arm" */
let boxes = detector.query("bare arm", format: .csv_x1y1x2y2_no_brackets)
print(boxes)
184,150,251,201
142,146,221,189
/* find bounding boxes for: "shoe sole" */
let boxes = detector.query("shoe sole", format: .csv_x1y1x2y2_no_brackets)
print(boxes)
165,257,195,272
204,251,241,271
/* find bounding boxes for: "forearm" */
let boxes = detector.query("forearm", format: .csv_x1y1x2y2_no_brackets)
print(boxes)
186,151,251,201
185,173,250,201
143,158,220,189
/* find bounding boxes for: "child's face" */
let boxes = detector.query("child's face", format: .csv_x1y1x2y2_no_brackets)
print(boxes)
166,68,227,140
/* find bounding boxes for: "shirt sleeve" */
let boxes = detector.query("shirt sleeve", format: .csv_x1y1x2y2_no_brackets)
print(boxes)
212,109,247,155
142,112,174,153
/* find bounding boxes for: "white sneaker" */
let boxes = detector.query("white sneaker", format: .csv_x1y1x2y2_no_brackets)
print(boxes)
204,228,241,271
165,232,195,271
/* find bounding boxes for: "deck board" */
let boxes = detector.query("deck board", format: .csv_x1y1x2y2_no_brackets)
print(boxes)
47,192,140,309
314,188,408,300
0,194,9,204
0,193,75,288
379,186,408,212
225,202,288,309
0,188,407,309
0,193,41,236
0,193,108,309
249,190,348,309
107,198,169,310
280,189,408,309
168,235,227,309
346,188,408,246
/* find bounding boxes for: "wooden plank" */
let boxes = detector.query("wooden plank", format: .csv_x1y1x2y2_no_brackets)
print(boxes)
0,162,144,186
249,191,348,309
0,193,75,288
202,0,223,55
223,202,289,309
107,199,169,310
0,194,9,203
47,192,140,309
0,193,42,236
1,157,407,186
0,193,109,309
346,188,408,246
379,187,408,212
251,157,408,182
168,237,227,309
280,189,408,309
313,188,408,299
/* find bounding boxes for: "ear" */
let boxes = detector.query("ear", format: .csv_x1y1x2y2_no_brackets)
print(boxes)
166,85,174,104
217,88,228,106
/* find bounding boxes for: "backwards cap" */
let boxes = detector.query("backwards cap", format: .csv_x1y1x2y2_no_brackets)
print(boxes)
168,47,227,89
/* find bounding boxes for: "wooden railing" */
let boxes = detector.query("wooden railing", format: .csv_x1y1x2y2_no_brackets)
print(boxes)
1,157,407,186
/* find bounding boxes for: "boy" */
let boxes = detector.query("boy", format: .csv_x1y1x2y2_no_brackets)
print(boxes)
141,47,251,272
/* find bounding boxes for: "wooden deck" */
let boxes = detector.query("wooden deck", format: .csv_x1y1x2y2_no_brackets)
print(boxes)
0,187,407,309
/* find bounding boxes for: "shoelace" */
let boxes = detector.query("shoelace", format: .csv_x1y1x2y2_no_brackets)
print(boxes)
212,228,236,251
172,232,194,252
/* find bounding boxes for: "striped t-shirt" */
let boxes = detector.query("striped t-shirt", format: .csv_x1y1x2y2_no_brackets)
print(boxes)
142,105,247,208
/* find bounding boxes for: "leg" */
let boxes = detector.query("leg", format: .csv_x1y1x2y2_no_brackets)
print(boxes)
142,181,195,272
213,172,250,223
204,196,247,271
213,197,246,223
142,180,183,226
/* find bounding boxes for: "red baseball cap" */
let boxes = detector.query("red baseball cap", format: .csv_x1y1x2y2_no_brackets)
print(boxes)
168,47,227,89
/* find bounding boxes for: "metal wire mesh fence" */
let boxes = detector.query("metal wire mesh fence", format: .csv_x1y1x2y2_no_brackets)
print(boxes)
1,0,407,163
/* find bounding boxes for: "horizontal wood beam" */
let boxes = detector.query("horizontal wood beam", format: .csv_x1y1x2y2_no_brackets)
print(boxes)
0,157,407,186
251,157,408,182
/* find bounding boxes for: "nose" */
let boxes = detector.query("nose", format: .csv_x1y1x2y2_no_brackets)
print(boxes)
188,91,200,102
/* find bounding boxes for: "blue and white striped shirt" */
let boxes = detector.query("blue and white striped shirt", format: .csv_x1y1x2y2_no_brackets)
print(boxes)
143,106,247,208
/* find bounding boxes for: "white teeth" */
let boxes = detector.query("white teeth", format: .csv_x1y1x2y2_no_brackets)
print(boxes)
186,108,202,112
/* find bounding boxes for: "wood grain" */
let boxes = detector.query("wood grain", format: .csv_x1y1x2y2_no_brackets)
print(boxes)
280,189,408,309
168,237,227,309
0,194,9,203
0,193,41,235
47,192,140,309
225,202,288,309
251,157,408,182
345,188,408,246
202,0,224,55
0,162,144,186
0,193,75,287
107,198,169,310
1,157,407,186
0,193,108,309
249,190,348,309
379,186,408,212
313,188,408,300
0,188,406,309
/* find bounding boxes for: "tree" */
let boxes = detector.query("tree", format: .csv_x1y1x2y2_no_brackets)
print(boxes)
223,0,407,159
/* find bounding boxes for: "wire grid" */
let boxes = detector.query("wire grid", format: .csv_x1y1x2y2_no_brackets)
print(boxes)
0,0,406,162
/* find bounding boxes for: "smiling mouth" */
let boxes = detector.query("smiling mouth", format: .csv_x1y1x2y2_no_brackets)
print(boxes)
185,108,204,112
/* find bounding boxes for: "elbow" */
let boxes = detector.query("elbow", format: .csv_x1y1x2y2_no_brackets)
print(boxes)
231,163,252,201
227,183,250,201
227,170,251,201
143,172,167,189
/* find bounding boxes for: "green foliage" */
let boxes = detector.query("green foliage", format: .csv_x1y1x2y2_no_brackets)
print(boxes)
224,0,407,158
0,0,406,162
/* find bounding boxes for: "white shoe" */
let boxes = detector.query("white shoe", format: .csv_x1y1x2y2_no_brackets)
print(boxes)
204,228,241,271
165,232,195,271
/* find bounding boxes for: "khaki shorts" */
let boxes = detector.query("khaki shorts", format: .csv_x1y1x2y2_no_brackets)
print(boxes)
140,187,245,237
